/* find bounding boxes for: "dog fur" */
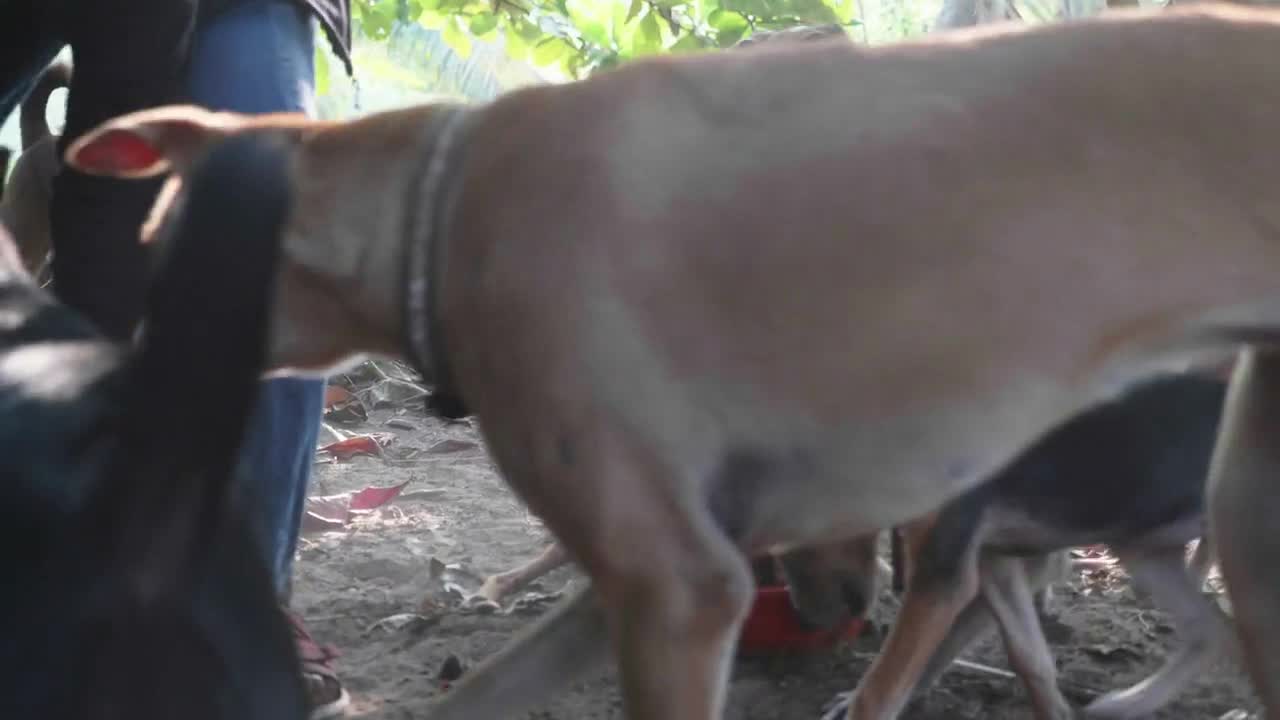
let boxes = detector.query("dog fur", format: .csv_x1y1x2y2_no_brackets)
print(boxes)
822,373,1232,720
63,5,1280,718
0,61,69,282
0,132,307,720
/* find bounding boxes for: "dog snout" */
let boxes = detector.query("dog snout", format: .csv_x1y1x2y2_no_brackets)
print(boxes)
778,536,881,631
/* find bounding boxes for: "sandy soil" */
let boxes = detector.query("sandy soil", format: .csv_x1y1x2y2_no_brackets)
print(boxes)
290,363,1260,720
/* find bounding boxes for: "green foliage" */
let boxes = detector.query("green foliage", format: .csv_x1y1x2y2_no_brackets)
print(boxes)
351,0,863,79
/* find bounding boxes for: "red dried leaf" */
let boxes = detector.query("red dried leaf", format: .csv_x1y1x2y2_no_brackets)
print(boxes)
349,481,410,511
319,436,382,460
302,495,352,533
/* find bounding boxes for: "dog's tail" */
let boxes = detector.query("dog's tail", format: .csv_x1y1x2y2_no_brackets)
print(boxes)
19,62,70,151
73,131,308,719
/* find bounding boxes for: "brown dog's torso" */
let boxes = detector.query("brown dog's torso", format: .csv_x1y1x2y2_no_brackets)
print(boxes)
438,5,1280,555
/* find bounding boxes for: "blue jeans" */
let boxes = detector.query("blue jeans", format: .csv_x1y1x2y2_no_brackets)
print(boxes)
185,0,325,598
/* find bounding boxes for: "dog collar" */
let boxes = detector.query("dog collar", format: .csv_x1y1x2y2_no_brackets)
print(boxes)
402,105,473,420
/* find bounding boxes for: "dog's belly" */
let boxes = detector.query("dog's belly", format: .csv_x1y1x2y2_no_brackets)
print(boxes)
739,374,1102,554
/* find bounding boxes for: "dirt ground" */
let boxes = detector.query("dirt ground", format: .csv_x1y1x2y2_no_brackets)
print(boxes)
291,363,1260,720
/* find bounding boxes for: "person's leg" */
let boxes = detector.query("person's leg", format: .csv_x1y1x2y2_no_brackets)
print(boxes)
50,0,198,339
184,3,340,718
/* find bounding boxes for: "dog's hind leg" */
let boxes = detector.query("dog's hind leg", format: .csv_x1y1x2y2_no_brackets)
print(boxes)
979,555,1075,720
1083,544,1234,719
1206,348,1280,715
914,550,1068,693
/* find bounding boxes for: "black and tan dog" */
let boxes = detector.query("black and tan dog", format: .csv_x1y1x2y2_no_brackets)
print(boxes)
0,132,307,720
63,5,1280,718
814,372,1232,720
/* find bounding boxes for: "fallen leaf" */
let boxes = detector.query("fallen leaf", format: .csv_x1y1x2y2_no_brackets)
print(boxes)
324,385,369,424
302,494,351,533
349,481,410,511
1082,643,1140,663
397,489,450,503
301,481,410,534
318,433,394,461
364,613,433,635
428,438,478,454
360,378,429,409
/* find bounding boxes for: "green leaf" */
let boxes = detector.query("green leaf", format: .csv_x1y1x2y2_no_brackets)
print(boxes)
417,7,448,28
502,25,532,59
707,7,746,29
533,36,574,65
565,0,613,48
670,31,705,51
469,11,500,35
358,0,398,39
708,8,749,45
442,15,475,57
405,0,425,19
626,0,646,22
314,43,331,95
372,0,399,21
791,0,842,24
516,16,546,41
827,0,857,24
716,24,747,46
634,10,664,53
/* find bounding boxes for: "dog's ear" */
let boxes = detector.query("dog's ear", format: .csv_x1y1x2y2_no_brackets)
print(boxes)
65,105,248,179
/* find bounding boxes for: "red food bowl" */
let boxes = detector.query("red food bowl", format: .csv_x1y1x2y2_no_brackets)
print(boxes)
737,585,865,656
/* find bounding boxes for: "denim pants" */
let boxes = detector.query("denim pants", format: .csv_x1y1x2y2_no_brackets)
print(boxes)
185,0,325,598
1,0,323,597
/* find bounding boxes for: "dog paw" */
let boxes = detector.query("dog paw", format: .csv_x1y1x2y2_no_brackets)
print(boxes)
1080,692,1152,720
818,691,852,720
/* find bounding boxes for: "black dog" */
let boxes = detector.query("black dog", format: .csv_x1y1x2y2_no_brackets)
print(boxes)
832,374,1234,720
0,132,308,720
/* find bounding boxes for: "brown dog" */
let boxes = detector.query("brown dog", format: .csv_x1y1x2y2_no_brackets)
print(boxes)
474,21,859,609
0,61,70,283
63,5,1280,718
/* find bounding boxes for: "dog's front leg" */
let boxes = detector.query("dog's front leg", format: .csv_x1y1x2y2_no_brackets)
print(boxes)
1207,348,1280,714
458,399,755,719
589,445,755,719
831,534,983,720
979,555,1074,720
477,542,570,604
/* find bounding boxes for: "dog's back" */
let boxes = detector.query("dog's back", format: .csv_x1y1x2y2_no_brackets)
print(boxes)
984,373,1222,547
0,133,307,720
